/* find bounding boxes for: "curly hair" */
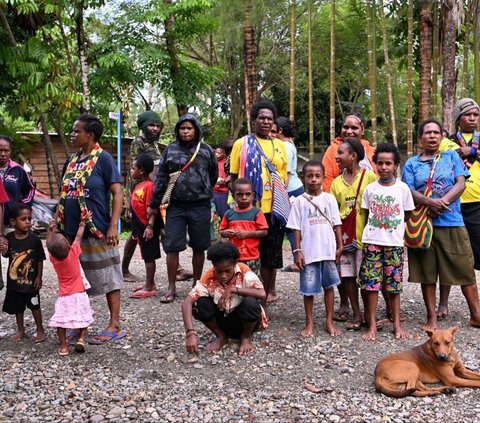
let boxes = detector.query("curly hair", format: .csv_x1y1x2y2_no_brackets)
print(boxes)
207,242,240,265
250,99,277,122
373,143,401,165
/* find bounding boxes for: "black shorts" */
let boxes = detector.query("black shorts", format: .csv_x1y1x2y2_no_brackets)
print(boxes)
462,202,480,270
164,202,211,252
3,290,41,315
259,213,284,269
134,233,161,263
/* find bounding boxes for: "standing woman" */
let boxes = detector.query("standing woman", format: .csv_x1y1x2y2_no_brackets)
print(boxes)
0,135,35,225
322,113,376,193
230,99,288,304
148,113,218,303
402,119,480,330
57,114,126,345
276,117,304,272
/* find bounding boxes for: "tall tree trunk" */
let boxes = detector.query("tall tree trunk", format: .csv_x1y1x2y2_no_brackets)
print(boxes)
244,0,258,133
406,0,414,157
431,0,440,118
55,108,70,156
441,0,459,135
164,0,188,117
40,113,61,193
366,0,377,146
289,0,296,122
474,0,480,104
0,4,17,47
75,0,90,112
307,0,314,159
329,0,336,142
379,0,397,147
461,1,471,98
419,1,432,124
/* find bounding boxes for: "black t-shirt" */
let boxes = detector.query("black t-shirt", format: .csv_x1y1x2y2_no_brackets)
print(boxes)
6,231,46,293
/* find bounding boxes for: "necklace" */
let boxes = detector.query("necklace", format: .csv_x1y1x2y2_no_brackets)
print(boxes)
378,175,396,185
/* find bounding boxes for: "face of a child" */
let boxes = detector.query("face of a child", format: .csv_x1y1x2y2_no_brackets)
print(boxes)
130,161,144,181
11,209,32,233
303,165,324,194
214,259,236,285
215,147,226,161
269,123,278,139
375,152,397,180
233,183,254,209
336,142,355,170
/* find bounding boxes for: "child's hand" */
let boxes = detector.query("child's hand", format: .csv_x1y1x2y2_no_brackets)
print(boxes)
81,210,93,222
48,220,56,232
143,225,154,241
294,250,305,270
34,277,43,291
218,288,234,311
220,229,235,238
235,231,248,240
335,247,343,265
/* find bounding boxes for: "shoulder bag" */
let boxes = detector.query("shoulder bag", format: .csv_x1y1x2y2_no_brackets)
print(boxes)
404,154,440,249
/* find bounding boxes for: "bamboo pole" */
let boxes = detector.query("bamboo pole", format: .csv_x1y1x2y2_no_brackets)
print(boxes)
461,1,471,98
329,0,336,142
407,0,414,157
366,0,377,146
475,0,480,105
431,0,439,118
378,0,397,147
289,0,296,122
308,0,314,159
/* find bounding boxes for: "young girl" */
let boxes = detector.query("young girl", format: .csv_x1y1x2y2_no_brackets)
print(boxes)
47,213,94,356
330,138,377,330
359,143,414,340
287,161,343,337
129,154,163,299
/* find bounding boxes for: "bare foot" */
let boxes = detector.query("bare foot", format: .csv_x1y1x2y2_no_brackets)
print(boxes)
394,327,410,339
205,335,227,353
325,322,342,336
436,306,449,320
301,322,314,337
425,317,438,330
238,336,256,355
266,294,279,304
123,272,138,282
13,331,25,342
362,328,377,341
35,330,46,343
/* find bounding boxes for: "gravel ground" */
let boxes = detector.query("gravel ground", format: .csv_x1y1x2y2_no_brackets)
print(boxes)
1,241,480,422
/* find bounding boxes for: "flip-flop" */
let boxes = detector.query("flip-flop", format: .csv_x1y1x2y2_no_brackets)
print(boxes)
58,347,70,356
66,329,80,345
159,294,176,303
74,340,86,353
88,329,127,345
129,289,157,299
34,337,46,344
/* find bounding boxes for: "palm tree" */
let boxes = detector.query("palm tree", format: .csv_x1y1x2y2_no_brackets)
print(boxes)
329,0,336,142
406,0,414,157
419,1,432,124
431,0,440,118
243,0,257,133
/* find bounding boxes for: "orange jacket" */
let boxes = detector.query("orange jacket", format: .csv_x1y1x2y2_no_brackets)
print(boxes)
322,137,377,192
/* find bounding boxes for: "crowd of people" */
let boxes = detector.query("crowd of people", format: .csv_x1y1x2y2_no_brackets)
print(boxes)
1,96,479,356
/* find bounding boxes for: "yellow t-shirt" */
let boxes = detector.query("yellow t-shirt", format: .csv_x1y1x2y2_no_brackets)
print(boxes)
439,134,479,203
330,169,377,248
230,136,288,214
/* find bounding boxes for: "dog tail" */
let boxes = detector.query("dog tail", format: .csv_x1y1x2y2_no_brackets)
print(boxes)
375,378,416,398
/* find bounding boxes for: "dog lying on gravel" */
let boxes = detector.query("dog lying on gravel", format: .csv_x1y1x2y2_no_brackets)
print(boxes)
374,326,480,397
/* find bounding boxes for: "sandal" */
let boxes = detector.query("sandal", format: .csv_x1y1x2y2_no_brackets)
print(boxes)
74,339,86,353
159,293,176,303
333,311,350,322
58,347,70,356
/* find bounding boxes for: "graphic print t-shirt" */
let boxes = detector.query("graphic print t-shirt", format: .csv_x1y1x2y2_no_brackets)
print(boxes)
361,180,415,247
6,231,46,293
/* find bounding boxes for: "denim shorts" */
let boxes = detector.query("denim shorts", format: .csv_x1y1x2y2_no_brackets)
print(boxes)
299,260,341,296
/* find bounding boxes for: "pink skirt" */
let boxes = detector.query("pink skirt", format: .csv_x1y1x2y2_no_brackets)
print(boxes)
49,292,94,329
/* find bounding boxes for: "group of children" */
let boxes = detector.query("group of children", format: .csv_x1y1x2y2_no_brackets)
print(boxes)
2,139,412,356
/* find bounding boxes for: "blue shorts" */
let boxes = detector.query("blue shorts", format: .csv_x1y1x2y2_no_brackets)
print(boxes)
299,261,341,296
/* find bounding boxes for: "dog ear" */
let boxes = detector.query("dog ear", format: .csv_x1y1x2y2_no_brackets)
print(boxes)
449,326,458,335
423,326,436,337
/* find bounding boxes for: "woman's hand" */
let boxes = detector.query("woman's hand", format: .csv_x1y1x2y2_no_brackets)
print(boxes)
106,224,119,246
143,226,154,241
426,198,451,217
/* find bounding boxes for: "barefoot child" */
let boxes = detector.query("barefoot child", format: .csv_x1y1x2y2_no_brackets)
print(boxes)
182,242,267,355
129,154,163,299
287,160,343,337
219,178,268,277
47,214,94,355
1,203,46,343
359,143,414,340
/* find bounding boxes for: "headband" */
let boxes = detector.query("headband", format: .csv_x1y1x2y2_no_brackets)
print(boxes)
344,115,364,128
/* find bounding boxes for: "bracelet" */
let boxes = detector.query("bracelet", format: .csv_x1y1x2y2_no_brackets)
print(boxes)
293,249,302,254
186,331,197,338
146,224,153,230
185,328,195,334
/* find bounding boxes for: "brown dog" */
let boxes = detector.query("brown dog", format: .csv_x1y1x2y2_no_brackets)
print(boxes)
375,326,480,397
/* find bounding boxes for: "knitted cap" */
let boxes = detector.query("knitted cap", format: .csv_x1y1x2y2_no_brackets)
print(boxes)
136,111,162,129
453,98,480,122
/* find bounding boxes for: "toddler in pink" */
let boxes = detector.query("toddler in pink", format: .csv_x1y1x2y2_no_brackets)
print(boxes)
47,214,94,356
